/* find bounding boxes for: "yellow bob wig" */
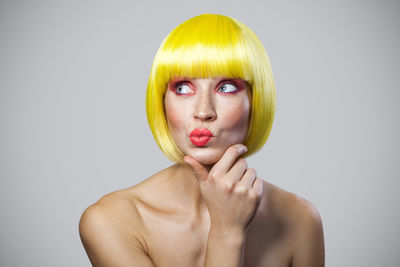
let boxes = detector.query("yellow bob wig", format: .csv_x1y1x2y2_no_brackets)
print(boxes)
146,14,276,163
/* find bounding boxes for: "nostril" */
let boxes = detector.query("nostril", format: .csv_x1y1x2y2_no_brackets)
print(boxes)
206,114,216,121
194,112,216,121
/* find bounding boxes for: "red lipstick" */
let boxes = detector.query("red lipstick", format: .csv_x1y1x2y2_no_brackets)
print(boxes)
189,128,214,146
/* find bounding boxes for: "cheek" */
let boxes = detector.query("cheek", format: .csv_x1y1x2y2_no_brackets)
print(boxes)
218,99,251,129
164,97,185,132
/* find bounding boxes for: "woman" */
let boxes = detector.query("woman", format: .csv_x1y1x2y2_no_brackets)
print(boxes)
79,14,325,267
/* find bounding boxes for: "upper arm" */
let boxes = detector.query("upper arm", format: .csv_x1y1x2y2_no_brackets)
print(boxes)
291,198,325,267
79,203,155,267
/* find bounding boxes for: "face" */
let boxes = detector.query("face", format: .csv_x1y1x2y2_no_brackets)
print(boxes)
164,76,251,165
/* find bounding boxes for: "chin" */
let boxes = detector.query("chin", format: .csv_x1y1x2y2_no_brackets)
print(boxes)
188,147,225,166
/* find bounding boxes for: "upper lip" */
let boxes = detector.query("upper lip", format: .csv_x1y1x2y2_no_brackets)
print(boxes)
189,128,214,137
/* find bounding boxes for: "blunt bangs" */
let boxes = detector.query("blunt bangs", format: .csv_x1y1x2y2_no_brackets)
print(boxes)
156,16,254,86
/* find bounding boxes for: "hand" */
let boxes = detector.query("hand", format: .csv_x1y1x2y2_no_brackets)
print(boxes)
184,144,263,233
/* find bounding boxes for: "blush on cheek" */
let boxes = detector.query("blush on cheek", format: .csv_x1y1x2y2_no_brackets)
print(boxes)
222,102,250,126
224,106,250,142
165,106,183,129
164,97,177,124
164,98,186,147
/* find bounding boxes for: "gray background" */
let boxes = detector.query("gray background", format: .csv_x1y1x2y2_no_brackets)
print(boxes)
1,0,399,266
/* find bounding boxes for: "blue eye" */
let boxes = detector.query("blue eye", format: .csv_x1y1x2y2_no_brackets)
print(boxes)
175,83,194,95
218,83,238,93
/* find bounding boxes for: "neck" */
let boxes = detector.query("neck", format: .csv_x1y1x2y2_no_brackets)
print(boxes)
168,163,211,217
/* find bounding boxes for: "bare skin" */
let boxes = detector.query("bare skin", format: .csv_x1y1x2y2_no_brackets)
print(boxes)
79,157,325,267
79,77,324,266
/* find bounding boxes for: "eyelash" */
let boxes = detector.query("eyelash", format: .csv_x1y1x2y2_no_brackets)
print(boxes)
171,80,243,95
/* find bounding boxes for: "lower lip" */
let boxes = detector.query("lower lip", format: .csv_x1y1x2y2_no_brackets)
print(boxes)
190,136,212,146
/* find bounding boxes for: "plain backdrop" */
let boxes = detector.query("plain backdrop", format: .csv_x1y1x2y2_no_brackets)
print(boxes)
1,0,399,266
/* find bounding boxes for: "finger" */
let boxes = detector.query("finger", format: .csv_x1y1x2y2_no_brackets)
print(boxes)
183,156,209,183
211,144,247,175
252,177,264,197
237,167,257,189
226,158,248,183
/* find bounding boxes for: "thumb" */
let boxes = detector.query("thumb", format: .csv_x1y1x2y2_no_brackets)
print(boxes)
183,156,209,183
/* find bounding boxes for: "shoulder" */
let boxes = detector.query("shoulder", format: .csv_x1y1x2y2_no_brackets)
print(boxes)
80,190,139,226
262,181,322,228
79,164,174,235
266,182,324,266
280,188,322,229
79,190,144,246
79,190,154,266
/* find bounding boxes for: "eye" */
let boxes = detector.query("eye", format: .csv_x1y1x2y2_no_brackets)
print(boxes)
217,83,239,94
173,82,194,95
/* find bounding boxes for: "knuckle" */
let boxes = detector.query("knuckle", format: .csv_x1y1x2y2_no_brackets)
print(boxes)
247,167,256,177
209,170,218,180
223,181,234,191
234,185,247,195
248,189,260,201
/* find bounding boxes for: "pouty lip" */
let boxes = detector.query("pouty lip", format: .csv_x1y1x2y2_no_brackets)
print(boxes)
189,128,214,137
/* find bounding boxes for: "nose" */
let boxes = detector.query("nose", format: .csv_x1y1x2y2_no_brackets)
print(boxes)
193,91,217,122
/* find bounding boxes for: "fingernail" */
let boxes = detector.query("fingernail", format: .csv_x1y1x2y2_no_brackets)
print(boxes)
242,145,248,153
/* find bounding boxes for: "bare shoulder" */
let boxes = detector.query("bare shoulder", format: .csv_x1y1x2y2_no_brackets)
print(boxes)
271,183,321,225
263,181,325,266
79,190,142,232
79,165,173,242
79,188,149,248
79,190,154,266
